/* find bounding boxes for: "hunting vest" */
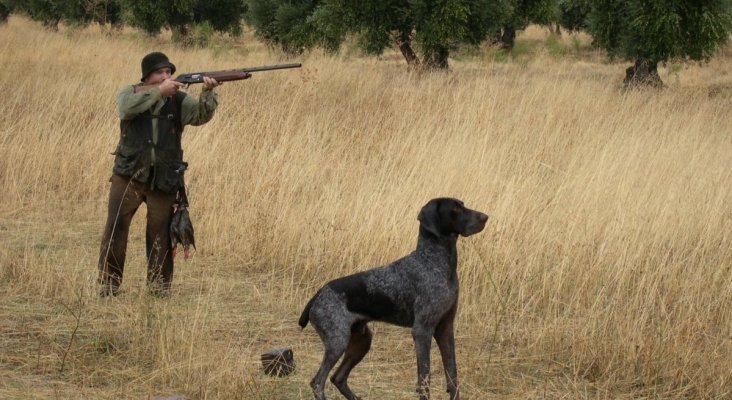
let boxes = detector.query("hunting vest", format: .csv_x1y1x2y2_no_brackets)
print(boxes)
113,91,186,194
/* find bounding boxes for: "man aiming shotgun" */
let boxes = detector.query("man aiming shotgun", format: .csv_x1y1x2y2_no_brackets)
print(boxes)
98,51,300,297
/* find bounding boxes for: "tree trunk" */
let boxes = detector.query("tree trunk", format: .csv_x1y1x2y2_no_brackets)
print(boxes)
96,10,122,33
172,24,192,46
0,5,9,24
553,23,561,36
487,29,502,45
500,26,516,51
624,59,664,88
393,31,420,67
43,17,60,31
423,45,449,70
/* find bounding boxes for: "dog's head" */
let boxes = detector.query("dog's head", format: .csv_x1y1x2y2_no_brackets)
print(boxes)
417,197,488,238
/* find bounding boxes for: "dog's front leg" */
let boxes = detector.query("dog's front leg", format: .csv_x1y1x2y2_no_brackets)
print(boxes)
434,315,459,400
412,324,434,400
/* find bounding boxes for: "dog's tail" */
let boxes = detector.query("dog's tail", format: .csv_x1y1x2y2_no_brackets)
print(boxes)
298,291,320,329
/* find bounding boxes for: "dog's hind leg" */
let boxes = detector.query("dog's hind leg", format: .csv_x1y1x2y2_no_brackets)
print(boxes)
311,331,348,400
309,286,361,399
330,321,372,400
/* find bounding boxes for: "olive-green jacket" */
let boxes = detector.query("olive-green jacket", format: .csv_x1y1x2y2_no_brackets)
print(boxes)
112,85,218,193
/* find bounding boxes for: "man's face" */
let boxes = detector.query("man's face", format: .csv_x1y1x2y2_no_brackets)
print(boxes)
144,67,172,85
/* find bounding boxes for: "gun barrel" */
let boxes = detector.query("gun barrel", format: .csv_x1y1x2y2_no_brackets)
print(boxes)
242,63,302,73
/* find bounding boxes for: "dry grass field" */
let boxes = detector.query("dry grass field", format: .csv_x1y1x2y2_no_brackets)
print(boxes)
1,15,731,400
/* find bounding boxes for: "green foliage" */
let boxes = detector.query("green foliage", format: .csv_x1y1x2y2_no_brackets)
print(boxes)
588,0,732,64
505,0,559,31
17,0,63,28
411,0,468,65
0,5,8,23
488,47,511,62
191,20,215,46
558,0,590,31
299,0,419,56
121,0,244,39
570,34,583,52
545,33,567,57
487,38,535,62
167,0,197,38
511,39,537,58
377,0,510,66
274,1,319,53
194,0,245,36
6,0,126,28
247,0,320,54
245,0,279,43
248,0,510,67
312,0,406,56
354,27,391,55
97,0,123,27
463,0,512,43
497,0,557,51
0,0,15,23
120,0,167,35
308,2,351,52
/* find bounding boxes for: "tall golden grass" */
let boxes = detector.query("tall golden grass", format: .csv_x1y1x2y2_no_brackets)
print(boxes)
1,15,731,399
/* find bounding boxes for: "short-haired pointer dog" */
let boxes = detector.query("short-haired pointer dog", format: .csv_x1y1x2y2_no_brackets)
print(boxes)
299,197,489,400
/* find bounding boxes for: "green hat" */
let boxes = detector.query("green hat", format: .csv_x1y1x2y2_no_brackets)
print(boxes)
140,52,176,81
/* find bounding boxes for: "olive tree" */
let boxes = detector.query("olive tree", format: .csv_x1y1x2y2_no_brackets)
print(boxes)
0,2,10,23
557,0,590,32
248,0,509,69
497,0,558,50
588,0,732,87
121,0,245,43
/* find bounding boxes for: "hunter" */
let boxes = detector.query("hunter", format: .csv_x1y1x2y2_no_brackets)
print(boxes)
98,51,220,297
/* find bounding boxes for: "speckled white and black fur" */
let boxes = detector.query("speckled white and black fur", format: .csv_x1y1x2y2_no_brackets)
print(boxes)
299,198,489,400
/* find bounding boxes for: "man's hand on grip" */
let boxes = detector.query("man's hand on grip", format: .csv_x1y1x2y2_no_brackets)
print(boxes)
159,79,185,97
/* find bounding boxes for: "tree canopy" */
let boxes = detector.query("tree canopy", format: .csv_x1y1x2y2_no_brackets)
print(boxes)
557,0,590,32
588,0,732,86
6,0,732,82
497,0,558,50
121,0,245,42
247,0,511,69
5,0,244,44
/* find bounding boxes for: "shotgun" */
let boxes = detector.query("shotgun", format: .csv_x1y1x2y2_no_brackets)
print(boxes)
175,62,302,85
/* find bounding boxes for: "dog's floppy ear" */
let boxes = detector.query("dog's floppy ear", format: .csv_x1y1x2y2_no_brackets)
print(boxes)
418,200,442,237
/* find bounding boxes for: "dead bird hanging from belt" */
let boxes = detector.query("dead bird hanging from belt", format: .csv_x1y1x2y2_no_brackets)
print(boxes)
170,202,195,259
170,164,196,259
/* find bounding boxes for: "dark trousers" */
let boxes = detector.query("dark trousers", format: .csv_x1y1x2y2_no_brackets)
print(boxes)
98,174,177,295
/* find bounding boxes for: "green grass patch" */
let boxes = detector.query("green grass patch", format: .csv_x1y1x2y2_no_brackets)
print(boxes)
546,34,567,58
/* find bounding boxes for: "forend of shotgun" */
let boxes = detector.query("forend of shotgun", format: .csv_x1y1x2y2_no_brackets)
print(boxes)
175,63,302,84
